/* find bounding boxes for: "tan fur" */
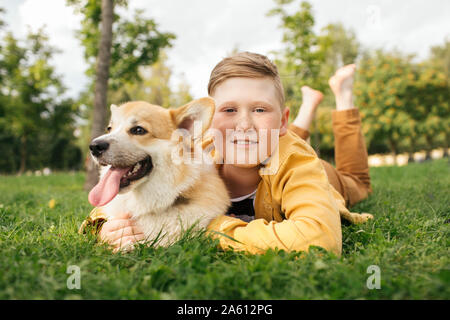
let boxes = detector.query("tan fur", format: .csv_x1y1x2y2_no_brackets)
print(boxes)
111,101,175,139
93,98,230,249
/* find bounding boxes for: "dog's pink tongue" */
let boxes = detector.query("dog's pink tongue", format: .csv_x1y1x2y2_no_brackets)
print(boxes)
88,167,130,207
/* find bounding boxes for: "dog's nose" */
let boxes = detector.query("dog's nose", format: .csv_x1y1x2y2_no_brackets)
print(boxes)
89,140,109,157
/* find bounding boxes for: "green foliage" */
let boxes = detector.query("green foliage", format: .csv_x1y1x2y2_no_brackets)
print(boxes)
354,50,449,155
66,0,175,91
269,1,362,155
270,1,448,156
319,23,359,70
0,14,81,173
270,1,322,86
0,160,448,299
428,38,450,81
355,50,414,154
109,51,193,108
269,1,360,116
66,0,176,161
109,10,175,89
269,1,325,115
317,22,360,107
312,106,334,158
405,62,449,155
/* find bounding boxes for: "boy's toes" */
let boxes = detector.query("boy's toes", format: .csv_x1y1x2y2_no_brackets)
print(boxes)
338,63,356,72
301,86,324,102
329,64,356,93
328,76,337,88
335,64,356,79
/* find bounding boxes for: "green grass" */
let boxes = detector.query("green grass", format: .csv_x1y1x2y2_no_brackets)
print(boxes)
0,159,449,299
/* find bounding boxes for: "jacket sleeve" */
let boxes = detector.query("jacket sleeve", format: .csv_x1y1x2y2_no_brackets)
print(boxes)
78,207,108,235
207,151,342,256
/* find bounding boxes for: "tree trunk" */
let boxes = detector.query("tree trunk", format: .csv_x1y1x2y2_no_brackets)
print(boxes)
445,132,450,158
84,0,114,191
408,136,417,163
425,135,433,161
388,138,398,165
18,135,26,175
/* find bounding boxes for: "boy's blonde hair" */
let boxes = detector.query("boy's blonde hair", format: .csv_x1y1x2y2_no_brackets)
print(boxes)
208,52,285,108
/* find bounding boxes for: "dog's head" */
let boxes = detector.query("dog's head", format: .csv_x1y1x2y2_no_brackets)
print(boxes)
88,97,215,207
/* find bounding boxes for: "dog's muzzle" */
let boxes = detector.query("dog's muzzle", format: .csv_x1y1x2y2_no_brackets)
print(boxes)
89,140,109,157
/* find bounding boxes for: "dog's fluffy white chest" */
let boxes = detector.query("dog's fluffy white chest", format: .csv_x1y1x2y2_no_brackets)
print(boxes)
101,163,228,247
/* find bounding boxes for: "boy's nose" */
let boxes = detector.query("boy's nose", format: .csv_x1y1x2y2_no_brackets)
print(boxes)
236,113,254,131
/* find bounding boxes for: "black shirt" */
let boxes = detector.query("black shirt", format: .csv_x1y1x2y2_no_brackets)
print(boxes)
226,198,255,222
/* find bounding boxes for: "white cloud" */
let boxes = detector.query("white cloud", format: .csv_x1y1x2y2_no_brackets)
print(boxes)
127,0,283,98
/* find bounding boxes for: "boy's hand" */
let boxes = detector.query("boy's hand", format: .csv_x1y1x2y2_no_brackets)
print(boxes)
98,212,145,252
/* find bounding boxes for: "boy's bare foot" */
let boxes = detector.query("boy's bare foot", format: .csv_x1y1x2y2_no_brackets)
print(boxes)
293,86,324,131
329,64,356,111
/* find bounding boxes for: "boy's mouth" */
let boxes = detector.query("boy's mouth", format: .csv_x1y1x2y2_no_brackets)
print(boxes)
232,139,258,145
230,132,259,146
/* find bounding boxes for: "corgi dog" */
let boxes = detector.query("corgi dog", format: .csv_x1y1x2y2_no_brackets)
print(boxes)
87,98,230,248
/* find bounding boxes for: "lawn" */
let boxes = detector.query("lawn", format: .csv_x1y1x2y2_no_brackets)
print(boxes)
0,159,448,299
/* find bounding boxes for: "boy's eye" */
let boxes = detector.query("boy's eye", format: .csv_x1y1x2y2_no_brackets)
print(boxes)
254,108,265,113
129,126,148,135
224,108,235,113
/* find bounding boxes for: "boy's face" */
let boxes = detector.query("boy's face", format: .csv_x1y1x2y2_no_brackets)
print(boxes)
210,77,289,168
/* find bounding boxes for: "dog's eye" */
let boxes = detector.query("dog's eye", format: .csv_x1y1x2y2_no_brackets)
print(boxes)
130,126,148,135
106,126,112,133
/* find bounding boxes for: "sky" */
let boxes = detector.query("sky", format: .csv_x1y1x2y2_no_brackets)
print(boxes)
2,0,449,100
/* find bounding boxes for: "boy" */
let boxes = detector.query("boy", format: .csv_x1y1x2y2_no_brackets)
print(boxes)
84,52,372,255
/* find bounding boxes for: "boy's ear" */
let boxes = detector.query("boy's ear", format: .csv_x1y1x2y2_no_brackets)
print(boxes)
169,97,215,138
279,107,290,136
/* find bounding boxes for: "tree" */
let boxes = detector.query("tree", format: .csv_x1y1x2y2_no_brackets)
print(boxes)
428,38,450,82
319,23,359,70
85,0,113,190
269,1,325,108
402,62,449,159
0,24,80,173
307,22,361,157
172,73,193,107
354,50,416,160
109,51,193,108
67,0,175,190
354,50,449,160
316,22,360,106
268,0,448,160
269,1,361,155
268,1,327,154
426,39,450,157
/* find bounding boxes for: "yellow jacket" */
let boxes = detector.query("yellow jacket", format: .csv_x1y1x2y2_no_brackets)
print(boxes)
209,129,346,256
80,127,371,256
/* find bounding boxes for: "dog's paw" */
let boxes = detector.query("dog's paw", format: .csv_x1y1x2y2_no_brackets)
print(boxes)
357,213,374,223
345,212,374,224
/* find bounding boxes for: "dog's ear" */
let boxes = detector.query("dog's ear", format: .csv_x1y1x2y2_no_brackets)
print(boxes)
110,104,119,114
169,97,215,139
